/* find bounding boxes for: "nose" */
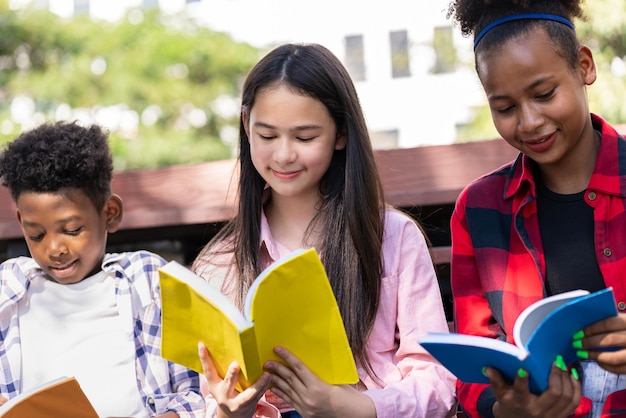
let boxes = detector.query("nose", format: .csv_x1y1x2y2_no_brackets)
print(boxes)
518,103,544,134
47,235,68,259
273,137,296,164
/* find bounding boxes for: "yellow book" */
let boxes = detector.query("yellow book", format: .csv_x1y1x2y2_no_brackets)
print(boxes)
159,247,359,390
0,376,98,418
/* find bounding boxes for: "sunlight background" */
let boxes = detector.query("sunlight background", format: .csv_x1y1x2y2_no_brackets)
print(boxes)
7,0,626,151
10,0,486,148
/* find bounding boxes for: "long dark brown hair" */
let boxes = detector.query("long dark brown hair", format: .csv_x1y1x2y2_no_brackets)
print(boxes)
193,43,386,379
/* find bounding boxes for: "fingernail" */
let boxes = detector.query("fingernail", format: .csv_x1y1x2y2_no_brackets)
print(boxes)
517,368,528,378
482,367,488,377
571,368,579,380
555,355,567,371
577,350,589,359
573,330,585,340
572,339,583,349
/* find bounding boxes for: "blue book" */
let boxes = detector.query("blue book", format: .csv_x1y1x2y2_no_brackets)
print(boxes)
419,288,617,394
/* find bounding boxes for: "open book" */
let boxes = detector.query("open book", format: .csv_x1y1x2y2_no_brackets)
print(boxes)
0,376,98,418
159,247,358,390
419,287,617,394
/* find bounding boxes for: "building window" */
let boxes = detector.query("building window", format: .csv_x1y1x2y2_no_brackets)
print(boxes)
344,35,365,82
431,26,457,74
389,30,410,78
74,0,89,14
143,0,159,8
370,129,399,150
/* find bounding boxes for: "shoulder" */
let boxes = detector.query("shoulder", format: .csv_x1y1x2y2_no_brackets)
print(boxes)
382,207,429,251
380,208,436,281
0,257,42,298
0,256,40,273
594,114,626,173
460,161,514,197
103,250,167,278
383,207,418,230
0,257,42,280
103,251,170,304
455,159,518,215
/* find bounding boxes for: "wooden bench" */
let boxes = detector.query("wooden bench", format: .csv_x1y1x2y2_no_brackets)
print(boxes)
1,131,624,418
0,139,520,321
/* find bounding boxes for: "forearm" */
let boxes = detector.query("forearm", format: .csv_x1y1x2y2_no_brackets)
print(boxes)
329,385,376,418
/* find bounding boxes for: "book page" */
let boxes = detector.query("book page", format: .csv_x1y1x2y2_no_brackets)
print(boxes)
160,261,248,328
246,248,358,385
524,287,617,368
421,289,617,395
513,289,589,348
0,376,98,418
243,248,307,319
159,261,252,380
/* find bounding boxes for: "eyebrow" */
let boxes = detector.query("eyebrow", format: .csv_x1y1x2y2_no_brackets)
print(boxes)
489,76,554,101
21,215,82,228
253,121,323,132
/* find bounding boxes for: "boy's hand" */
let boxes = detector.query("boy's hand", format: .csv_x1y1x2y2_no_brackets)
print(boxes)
198,342,271,418
578,313,626,374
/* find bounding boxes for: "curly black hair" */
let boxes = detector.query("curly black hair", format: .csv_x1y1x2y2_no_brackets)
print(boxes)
447,0,586,69
0,121,113,210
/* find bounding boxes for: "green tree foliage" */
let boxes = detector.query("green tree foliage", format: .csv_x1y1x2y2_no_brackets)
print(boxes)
456,2,626,142
0,6,262,170
578,0,626,124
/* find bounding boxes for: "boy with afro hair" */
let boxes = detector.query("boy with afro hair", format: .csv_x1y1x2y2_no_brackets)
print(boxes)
0,121,205,417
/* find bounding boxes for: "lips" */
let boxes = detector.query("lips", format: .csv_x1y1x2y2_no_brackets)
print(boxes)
272,169,300,180
522,133,555,154
49,259,78,278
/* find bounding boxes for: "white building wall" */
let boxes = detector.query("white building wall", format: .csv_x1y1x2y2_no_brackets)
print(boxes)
11,0,487,147
189,0,486,147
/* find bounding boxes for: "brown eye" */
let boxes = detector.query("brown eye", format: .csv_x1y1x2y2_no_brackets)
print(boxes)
65,227,83,236
537,88,556,100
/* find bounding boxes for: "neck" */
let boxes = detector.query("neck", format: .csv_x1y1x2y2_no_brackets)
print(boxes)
539,128,600,194
264,192,323,251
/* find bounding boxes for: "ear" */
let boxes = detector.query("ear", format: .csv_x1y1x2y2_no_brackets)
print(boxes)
103,194,123,233
242,109,251,140
335,133,347,151
578,45,597,86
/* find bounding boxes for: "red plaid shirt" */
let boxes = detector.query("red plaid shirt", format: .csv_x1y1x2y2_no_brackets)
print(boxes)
451,114,626,417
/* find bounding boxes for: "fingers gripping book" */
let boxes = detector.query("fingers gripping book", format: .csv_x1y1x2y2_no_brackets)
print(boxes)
159,247,358,390
418,287,617,394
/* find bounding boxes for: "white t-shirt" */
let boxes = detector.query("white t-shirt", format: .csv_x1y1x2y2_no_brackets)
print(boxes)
17,270,146,417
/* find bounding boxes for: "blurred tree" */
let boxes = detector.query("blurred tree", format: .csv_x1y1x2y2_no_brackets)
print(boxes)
456,2,626,142
431,26,458,74
0,6,262,170
579,0,626,124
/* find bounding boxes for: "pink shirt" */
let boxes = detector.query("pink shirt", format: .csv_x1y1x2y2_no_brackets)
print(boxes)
262,208,456,417
201,208,457,417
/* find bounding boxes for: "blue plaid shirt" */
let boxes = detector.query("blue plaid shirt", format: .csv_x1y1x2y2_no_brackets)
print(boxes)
0,250,205,417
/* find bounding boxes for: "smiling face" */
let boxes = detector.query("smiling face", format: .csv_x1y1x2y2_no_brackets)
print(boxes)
477,28,597,170
245,84,346,203
16,188,122,284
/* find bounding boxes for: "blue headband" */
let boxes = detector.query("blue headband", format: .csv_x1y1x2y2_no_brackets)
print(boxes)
473,13,575,50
